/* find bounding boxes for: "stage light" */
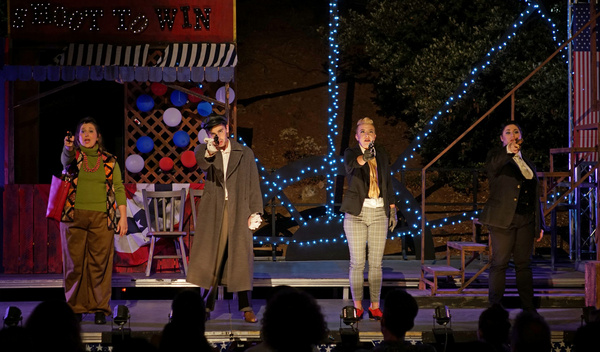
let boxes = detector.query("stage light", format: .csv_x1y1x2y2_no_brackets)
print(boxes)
340,306,360,326
434,305,451,326
3,306,22,327
113,305,130,326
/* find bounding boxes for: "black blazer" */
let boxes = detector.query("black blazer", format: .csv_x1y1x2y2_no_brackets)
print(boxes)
479,146,543,234
340,144,395,217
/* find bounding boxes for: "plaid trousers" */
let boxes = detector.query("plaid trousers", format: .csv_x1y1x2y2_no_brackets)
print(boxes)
343,206,387,303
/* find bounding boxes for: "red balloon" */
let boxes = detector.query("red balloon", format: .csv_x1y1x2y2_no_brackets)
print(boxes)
188,87,204,103
159,157,174,172
181,150,197,168
151,82,168,96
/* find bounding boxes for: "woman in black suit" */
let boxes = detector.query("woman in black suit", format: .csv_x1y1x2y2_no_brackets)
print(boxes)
479,123,544,312
340,117,397,320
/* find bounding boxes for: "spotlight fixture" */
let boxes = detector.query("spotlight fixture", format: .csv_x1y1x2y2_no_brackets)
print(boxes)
3,306,22,327
340,306,360,326
434,305,451,326
113,305,130,326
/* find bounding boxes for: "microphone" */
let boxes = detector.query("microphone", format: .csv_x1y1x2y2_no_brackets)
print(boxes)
368,141,376,157
213,135,219,145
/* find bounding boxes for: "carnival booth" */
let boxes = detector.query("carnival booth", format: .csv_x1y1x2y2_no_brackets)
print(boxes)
1,0,237,274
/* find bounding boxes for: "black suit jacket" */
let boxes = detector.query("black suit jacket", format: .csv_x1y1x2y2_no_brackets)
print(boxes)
340,144,395,217
479,146,543,234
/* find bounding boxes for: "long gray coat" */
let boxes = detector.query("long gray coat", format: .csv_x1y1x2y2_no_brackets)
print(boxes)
186,139,263,292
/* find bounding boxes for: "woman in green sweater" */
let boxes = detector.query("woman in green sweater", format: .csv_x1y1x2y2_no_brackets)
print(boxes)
61,117,128,324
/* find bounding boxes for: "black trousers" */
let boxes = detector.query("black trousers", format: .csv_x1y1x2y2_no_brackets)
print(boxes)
488,212,536,311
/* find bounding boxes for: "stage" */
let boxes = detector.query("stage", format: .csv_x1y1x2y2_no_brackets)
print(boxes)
0,258,589,351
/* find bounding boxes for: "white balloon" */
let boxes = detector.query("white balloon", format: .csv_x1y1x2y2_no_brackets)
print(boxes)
198,129,208,143
215,86,235,104
163,107,182,127
125,154,145,173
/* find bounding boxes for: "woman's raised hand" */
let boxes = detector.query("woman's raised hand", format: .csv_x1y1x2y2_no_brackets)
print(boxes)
64,131,74,150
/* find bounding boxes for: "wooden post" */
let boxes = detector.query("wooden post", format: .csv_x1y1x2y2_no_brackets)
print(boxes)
585,261,600,308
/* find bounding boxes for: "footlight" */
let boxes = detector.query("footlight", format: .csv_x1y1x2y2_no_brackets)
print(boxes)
3,306,22,327
338,306,360,351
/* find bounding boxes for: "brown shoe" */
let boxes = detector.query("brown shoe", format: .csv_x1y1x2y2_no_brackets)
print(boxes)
243,310,257,323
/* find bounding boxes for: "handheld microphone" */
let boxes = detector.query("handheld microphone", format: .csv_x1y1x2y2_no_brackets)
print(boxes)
214,135,219,145
67,131,73,139
368,141,376,157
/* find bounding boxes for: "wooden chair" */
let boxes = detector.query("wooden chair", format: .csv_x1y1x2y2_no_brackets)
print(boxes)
142,189,188,277
188,188,204,240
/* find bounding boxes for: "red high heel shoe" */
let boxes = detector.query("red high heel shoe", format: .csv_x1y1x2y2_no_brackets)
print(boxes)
355,307,364,320
368,307,383,320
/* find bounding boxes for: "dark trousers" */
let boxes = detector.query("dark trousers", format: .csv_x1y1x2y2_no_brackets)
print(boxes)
488,213,536,311
204,200,252,312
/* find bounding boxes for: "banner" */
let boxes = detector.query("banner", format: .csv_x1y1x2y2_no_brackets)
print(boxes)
9,0,235,44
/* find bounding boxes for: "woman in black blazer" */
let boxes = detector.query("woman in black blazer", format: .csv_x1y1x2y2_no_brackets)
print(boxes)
479,123,544,312
340,117,397,320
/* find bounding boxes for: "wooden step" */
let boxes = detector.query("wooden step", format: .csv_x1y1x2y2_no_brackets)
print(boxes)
422,265,461,276
446,241,487,251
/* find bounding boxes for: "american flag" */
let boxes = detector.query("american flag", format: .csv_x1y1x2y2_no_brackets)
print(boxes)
573,4,599,161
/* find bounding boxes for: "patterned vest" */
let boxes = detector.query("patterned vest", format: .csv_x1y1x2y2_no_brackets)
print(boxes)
61,150,118,230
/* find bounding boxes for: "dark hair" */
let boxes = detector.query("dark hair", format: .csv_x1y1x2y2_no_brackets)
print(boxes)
25,300,84,352
170,289,206,331
478,304,510,346
382,289,419,338
261,287,327,352
510,311,551,352
74,117,104,152
499,122,522,135
201,115,228,131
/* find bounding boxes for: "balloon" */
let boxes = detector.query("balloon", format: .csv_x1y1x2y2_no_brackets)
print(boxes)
188,87,204,103
136,94,154,112
198,129,208,142
163,108,182,127
125,154,144,173
159,157,174,172
136,136,154,153
215,86,235,104
181,150,197,168
150,82,168,96
197,101,212,117
173,130,190,148
170,90,187,107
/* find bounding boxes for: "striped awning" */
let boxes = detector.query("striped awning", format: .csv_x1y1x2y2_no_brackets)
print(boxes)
157,43,238,67
0,42,237,83
54,44,150,66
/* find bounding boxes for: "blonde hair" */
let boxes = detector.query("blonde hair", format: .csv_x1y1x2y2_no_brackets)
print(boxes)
357,117,374,127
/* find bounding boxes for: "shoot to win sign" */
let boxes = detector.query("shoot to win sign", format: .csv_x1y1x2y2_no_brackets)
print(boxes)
9,0,235,44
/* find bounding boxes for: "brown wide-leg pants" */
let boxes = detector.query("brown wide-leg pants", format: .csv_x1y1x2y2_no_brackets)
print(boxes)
60,209,114,316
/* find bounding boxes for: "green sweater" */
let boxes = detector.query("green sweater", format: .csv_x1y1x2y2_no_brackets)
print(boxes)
62,145,126,213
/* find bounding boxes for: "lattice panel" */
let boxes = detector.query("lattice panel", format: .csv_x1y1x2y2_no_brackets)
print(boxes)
124,81,228,183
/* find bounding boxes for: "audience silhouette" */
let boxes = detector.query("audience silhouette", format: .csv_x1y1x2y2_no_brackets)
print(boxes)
510,311,551,352
372,289,436,352
245,286,327,352
159,289,216,352
25,300,84,352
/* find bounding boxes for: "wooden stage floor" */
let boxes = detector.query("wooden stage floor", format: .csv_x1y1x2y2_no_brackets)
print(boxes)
0,258,589,350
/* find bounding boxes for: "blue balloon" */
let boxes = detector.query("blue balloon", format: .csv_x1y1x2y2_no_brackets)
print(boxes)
170,90,187,107
197,101,212,117
173,130,190,148
136,94,155,112
136,136,154,153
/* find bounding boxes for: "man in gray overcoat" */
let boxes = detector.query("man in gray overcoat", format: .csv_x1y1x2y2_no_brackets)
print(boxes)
186,116,263,323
